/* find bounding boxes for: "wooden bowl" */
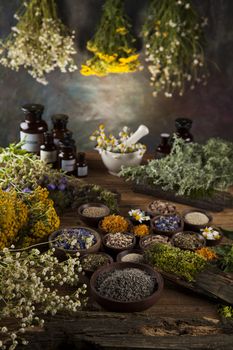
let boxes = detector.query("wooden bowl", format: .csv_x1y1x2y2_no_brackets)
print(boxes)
146,200,177,217
116,249,144,263
78,203,110,227
151,214,184,237
102,232,136,256
182,209,213,232
90,262,164,312
98,216,132,235
49,226,101,258
139,234,170,250
200,226,223,247
80,252,114,275
171,231,206,251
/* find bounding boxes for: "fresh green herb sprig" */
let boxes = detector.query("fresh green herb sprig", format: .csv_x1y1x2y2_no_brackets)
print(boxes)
219,305,233,319
120,136,233,197
213,245,233,273
144,243,206,282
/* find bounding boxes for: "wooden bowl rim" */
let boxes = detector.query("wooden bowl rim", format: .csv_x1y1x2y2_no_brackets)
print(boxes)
146,200,177,216
171,231,206,251
102,232,136,251
182,209,213,227
49,226,101,253
139,233,171,249
116,249,144,262
98,216,132,235
78,202,110,218
80,252,114,272
90,262,164,304
151,214,184,235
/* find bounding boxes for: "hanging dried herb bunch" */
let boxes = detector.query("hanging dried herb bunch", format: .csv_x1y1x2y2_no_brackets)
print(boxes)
0,0,77,85
80,0,141,77
142,0,208,97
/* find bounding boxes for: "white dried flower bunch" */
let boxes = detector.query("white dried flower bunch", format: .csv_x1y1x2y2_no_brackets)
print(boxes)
142,0,208,98
0,0,77,85
0,247,87,350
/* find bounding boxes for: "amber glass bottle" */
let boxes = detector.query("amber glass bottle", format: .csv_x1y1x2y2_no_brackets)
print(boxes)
58,131,77,153
77,152,88,178
51,114,69,146
175,118,194,143
155,133,171,158
40,132,57,168
20,104,48,154
58,141,76,176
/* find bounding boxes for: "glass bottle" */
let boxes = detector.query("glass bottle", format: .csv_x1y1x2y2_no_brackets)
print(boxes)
20,104,48,154
58,131,77,154
40,132,57,168
155,133,171,158
175,118,194,143
77,152,88,178
51,114,70,146
58,141,76,176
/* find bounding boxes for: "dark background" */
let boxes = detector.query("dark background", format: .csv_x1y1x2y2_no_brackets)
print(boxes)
0,0,232,151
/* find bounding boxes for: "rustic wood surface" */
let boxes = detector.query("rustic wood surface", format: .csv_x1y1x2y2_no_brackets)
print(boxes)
5,153,233,350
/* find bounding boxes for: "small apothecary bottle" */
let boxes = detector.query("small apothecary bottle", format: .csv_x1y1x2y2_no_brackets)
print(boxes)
40,132,57,168
58,141,76,175
175,118,194,143
20,104,48,154
77,152,88,178
51,114,69,146
155,133,171,158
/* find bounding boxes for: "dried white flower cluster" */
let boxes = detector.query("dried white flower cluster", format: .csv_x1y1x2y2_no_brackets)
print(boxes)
0,0,77,85
142,0,208,98
0,247,87,350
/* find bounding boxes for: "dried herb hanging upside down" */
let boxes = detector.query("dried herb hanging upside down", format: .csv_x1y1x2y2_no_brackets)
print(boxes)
80,0,141,77
142,0,208,97
0,0,77,85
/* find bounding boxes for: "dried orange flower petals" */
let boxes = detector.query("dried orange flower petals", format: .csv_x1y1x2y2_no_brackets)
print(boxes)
100,215,129,233
133,224,150,237
196,247,217,261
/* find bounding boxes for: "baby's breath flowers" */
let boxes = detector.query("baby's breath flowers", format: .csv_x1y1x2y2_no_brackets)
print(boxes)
90,124,146,154
0,247,87,350
0,0,77,85
80,0,141,77
142,0,208,97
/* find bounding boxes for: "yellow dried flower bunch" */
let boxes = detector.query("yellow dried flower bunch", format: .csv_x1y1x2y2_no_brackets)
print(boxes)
21,187,60,247
80,0,141,77
0,190,28,249
100,214,129,233
133,224,150,237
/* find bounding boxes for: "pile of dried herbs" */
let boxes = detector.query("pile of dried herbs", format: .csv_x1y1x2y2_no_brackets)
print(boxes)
144,243,206,282
120,136,233,197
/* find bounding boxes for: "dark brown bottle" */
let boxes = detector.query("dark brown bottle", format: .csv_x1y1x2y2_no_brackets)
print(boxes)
175,118,194,143
155,133,171,158
40,132,57,168
20,104,48,154
58,131,77,154
77,152,88,178
51,114,70,146
58,141,76,176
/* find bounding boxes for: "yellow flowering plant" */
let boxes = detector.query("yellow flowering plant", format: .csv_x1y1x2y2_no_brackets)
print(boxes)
80,0,141,76
142,0,208,97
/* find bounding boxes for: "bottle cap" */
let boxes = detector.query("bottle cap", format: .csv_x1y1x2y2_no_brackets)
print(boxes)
77,152,85,162
51,114,69,127
21,104,44,119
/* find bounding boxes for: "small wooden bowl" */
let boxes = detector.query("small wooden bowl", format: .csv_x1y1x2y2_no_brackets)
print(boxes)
80,252,114,275
171,231,206,251
139,234,171,250
200,226,223,247
146,201,177,217
116,249,144,263
49,226,101,258
90,262,164,312
78,203,110,227
102,232,136,256
182,209,213,232
151,214,184,237
98,217,132,235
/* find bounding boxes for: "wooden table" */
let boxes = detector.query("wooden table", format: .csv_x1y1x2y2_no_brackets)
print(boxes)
17,153,233,349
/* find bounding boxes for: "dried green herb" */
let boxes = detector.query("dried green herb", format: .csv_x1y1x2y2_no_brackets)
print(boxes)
144,243,206,282
120,136,233,197
219,305,233,319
